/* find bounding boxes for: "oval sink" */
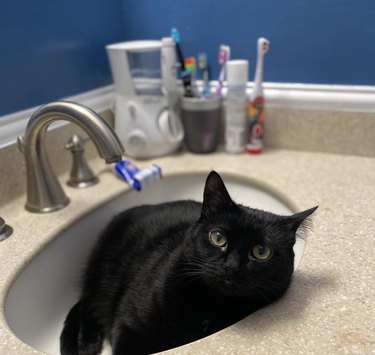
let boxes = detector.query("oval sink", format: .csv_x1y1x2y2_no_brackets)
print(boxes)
5,172,300,354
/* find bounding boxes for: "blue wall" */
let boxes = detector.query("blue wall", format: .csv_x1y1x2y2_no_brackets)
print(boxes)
1,0,375,116
0,0,125,116
122,0,375,86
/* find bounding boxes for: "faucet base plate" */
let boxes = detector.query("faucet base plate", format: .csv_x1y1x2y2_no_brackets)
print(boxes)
67,177,99,189
25,198,70,214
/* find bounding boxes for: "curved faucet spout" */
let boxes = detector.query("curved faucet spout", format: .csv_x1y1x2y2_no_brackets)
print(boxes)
18,101,125,213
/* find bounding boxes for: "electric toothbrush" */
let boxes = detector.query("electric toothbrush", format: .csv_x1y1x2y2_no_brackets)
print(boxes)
246,37,270,154
161,37,178,110
160,37,184,144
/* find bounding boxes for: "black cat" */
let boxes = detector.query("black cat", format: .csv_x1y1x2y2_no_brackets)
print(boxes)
61,171,317,355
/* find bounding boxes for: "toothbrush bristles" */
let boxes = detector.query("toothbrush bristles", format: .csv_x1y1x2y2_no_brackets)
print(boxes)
171,28,180,43
198,53,207,69
259,38,270,53
218,45,230,64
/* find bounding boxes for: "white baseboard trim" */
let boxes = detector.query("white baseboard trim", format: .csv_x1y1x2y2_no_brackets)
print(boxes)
1,82,375,149
259,82,375,113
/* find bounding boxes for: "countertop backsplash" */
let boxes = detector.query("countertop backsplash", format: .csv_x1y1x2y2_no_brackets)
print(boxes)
264,107,375,157
1,105,374,207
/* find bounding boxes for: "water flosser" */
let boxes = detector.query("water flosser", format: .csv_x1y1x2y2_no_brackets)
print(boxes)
225,60,249,153
246,37,270,154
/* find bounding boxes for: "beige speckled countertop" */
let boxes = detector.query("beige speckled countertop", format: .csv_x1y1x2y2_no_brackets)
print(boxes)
1,149,374,354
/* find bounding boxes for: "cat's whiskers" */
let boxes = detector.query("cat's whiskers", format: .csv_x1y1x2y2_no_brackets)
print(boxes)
253,275,288,292
246,279,287,303
174,273,207,290
174,258,219,289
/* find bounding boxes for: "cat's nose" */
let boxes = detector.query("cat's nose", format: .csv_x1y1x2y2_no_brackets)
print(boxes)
223,257,239,275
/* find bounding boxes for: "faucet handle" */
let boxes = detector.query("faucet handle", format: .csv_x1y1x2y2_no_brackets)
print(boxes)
0,217,13,242
17,136,25,154
65,135,90,150
65,134,99,188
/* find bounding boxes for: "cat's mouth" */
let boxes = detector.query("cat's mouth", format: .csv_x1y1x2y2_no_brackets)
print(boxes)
224,280,232,286
215,274,256,297
205,273,248,296
217,278,248,296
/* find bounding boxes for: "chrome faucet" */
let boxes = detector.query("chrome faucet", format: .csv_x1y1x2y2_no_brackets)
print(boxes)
18,101,124,213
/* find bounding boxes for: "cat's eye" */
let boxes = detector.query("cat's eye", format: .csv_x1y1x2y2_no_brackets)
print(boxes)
209,230,228,248
251,244,272,260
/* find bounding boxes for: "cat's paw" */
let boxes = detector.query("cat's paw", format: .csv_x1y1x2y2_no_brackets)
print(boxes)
78,333,103,355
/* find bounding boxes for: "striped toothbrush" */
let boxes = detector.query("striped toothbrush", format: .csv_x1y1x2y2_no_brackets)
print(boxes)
246,37,270,154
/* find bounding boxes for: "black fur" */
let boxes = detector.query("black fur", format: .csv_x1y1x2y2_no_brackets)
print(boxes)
61,171,317,355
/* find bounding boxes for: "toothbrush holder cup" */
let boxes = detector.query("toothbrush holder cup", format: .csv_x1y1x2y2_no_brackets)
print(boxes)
181,96,222,154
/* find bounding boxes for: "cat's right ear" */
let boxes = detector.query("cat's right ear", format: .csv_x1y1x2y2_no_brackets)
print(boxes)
201,171,233,217
284,206,319,232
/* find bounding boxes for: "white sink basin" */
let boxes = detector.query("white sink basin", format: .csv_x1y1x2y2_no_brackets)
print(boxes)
5,173,300,354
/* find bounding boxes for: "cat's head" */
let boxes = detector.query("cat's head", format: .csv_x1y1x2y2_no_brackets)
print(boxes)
188,171,317,299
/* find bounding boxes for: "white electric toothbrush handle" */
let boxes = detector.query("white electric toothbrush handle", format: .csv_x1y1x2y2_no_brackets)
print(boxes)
161,38,178,97
252,38,269,98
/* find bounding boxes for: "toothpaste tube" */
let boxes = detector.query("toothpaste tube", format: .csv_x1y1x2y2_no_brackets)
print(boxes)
113,159,162,191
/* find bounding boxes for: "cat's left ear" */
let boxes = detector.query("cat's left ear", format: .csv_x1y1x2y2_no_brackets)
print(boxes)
201,171,233,217
284,206,319,232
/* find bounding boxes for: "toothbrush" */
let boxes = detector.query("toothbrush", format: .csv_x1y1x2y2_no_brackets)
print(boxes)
215,45,230,96
198,52,210,95
171,28,194,97
184,57,196,75
171,28,185,71
184,57,198,95
246,37,270,154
